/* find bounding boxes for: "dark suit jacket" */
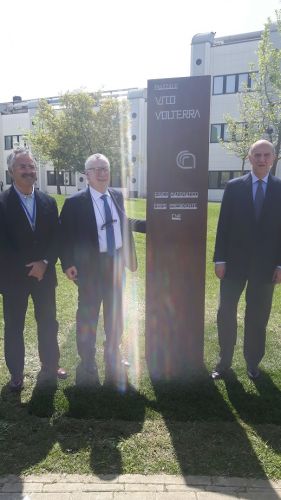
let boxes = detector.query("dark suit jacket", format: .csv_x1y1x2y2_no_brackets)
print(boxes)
0,186,59,290
59,187,143,283
214,172,281,283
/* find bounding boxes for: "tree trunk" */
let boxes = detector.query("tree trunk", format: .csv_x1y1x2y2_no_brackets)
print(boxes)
56,167,61,194
271,128,281,176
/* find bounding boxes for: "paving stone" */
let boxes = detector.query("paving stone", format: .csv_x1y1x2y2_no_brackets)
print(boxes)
156,493,197,499
118,475,167,484
114,493,156,500
184,476,212,486
241,491,281,499
29,494,71,500
248,479,281,490
211,477,249,487
2,483,27,493
24,475,65,483
197,493,240,499
0,495,28,500
72,493,113,500
125,483,164,492
42,482,123,493
165,484,200,492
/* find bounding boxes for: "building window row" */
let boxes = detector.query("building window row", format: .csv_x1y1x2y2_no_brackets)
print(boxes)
209,170,250,189
210,122,246,143
5,135,27,150
213,72,256,95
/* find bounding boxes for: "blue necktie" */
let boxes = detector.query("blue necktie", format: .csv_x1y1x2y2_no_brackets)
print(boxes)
101,194,116,256
254,179,264,220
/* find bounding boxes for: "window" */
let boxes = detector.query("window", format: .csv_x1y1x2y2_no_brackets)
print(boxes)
210,122,246,142
208,170,250,189
47,171,76,186
4,135,27,150
5,171,12,185
213,72,257,95
225,75,236,94
210,124,222,142
213,76,223,94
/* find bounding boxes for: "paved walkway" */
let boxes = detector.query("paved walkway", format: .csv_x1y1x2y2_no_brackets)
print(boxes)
0,474,281,499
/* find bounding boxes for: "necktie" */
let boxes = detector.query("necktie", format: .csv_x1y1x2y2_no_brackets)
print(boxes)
254,179,264,219
101,194,116,256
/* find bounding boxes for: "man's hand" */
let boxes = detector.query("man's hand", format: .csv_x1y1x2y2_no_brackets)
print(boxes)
65,266,78,281
215,263,226,280
272,267,281,284
26,260,47,281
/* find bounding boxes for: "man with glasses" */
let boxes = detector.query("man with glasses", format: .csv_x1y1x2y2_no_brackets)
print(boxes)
60,153,145,389
0,147,67,391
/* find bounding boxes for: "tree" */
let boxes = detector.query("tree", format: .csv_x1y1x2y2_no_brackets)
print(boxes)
222,12,281,174
27,90,131,193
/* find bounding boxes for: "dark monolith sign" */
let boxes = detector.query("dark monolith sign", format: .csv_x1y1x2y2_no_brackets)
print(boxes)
146,76,211,380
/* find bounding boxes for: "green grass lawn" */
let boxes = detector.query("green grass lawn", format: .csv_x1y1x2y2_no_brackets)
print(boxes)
0,197,281,479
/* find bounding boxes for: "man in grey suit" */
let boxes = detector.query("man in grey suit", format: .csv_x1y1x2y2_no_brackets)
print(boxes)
60,153,145,390
211,140,281,380
0,147,67,391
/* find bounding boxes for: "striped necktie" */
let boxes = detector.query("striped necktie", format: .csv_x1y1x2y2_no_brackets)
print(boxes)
101,194,116,256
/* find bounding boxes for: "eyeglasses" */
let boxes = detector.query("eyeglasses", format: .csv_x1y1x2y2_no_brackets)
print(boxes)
86,167,110,173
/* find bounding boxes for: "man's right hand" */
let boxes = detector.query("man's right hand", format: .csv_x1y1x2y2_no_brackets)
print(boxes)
65,266,78,281
215,263,226,280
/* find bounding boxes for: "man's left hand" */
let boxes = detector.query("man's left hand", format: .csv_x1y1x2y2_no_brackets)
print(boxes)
272,267,281,284
26,260,48,281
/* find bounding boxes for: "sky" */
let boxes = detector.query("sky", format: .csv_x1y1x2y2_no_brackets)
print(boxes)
1,0,280,102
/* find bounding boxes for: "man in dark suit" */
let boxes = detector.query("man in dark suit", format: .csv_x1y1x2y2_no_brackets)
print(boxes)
60,153,145,389
211,140,281,380
0,147,67,392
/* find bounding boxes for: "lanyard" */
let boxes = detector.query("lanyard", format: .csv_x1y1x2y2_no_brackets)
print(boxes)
19,196,37,230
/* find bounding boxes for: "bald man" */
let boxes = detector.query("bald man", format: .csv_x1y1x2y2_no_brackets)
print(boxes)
211,140,281,380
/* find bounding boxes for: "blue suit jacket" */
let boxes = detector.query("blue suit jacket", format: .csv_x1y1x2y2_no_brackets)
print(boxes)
0,185,59,290
214,172,281,282
59,187,144,282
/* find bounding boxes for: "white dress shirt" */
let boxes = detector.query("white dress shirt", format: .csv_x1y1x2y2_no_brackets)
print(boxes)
89,186,122,253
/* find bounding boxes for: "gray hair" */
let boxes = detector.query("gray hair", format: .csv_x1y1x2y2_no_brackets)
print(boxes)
85,153,110,171
7,147,36,174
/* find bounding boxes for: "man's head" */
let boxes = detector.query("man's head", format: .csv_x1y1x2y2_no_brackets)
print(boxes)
7,147,37,194
248,140,276,179
85,153,110,193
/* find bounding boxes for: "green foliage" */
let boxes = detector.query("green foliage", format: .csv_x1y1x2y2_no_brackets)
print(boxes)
1,200,281,478
27,90,131,185
222,12,281,173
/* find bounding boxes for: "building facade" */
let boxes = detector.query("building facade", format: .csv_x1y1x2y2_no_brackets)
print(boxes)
1,26,280,199
190,27,281,201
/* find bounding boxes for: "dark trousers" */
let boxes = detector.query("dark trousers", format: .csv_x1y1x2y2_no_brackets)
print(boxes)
216,276,274,370
76,253,124,369
3,281,59,378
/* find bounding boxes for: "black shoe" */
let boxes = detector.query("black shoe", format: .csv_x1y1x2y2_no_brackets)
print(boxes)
9,376,24,392
76,362,100,388
247,367,260,380
104,363,129,391
210,369,229,380
37,368,57,386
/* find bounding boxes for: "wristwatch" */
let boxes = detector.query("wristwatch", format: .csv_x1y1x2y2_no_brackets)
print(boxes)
42,259,48,265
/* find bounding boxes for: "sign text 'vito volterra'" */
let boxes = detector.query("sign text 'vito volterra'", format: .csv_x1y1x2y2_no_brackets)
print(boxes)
154,87,200,121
